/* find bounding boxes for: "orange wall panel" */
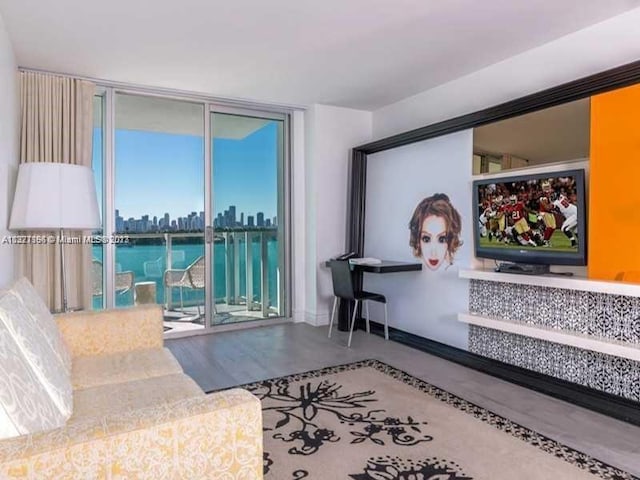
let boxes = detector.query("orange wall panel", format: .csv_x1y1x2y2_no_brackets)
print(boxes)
589,83,640,281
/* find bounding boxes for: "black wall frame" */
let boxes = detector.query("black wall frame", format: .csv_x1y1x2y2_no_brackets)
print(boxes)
346,59,640,425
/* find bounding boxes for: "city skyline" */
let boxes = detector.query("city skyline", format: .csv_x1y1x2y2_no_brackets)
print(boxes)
103,121,279,222
115,205,277,233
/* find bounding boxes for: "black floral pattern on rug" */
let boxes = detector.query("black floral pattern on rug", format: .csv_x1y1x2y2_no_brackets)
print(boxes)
249,376,432,457
263,452,273,475
349,456,472,480
237,359,638,480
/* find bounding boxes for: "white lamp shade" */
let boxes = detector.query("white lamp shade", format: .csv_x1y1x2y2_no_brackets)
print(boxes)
9,163,101,230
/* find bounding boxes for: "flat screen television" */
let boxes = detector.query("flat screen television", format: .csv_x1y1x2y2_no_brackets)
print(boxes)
472,169,587,266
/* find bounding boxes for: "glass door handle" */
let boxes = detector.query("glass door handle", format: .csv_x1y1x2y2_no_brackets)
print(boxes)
205,226,214,244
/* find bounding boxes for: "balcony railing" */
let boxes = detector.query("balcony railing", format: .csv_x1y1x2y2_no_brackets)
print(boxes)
92,228,280,326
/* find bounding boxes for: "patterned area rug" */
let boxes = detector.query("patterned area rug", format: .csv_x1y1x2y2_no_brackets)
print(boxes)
240,359,637,480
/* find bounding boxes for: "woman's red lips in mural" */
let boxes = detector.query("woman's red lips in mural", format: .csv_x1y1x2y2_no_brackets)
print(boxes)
428,258,439,266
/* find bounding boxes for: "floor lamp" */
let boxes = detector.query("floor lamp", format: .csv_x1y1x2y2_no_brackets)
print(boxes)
9,163,101,312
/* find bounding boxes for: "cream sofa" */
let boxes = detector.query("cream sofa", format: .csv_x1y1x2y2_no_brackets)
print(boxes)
0,280,263,479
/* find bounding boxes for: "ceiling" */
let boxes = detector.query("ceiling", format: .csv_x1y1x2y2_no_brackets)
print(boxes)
1,0,639,110
110,93,269,138
473,98,590,164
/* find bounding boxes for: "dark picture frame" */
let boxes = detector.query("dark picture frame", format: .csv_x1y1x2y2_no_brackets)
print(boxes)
344,59,640,426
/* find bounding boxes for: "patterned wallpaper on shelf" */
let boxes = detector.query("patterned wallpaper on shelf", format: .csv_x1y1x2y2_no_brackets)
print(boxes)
469,280,640,344
469,325,640,401
468,279,640,402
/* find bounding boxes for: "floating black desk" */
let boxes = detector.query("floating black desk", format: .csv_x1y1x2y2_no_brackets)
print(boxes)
351,260,423,274
325,260,422,331
324,260,422,273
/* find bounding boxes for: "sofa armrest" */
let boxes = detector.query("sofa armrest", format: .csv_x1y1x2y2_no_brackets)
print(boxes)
0,388,263,479
54,304,164,358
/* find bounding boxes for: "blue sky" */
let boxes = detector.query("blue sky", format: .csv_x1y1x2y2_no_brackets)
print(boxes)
93,122,279,222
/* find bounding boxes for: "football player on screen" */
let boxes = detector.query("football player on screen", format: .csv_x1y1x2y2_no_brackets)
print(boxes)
552,193,579,247
504,195,537,247
537,181,558,246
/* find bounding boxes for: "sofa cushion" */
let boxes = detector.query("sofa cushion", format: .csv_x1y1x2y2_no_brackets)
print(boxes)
55,305,164,359
71,373,204,421
11,277,72,374
0,308,68,440
72,347,184,390
0,292,73,421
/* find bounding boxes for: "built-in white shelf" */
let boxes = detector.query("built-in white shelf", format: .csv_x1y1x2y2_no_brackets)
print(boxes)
458,312,640,362
459,268,640,298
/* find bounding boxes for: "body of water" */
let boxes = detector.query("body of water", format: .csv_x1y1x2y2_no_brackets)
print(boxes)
92,239,280,311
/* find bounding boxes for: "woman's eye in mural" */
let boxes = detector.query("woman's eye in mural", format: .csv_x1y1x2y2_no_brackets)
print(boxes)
421,234,431,243
438,235,447,244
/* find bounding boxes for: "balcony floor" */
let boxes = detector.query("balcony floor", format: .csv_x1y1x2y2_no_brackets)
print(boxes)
162,303,273,333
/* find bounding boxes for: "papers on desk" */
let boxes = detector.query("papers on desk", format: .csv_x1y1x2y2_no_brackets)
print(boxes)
349,257,382,265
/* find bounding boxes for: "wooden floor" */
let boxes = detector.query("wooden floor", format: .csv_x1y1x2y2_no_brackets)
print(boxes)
166,323,640,477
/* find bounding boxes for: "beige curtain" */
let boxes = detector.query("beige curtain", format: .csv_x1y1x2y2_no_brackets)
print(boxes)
18,71,96,311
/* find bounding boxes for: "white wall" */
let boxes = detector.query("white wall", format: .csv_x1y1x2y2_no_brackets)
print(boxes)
373,7,640,139
364,130,473,349
0,12,19,288
291,110,307,323
303,104,372,325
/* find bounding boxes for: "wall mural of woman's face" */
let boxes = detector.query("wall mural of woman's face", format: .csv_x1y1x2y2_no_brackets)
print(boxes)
420,215,448,270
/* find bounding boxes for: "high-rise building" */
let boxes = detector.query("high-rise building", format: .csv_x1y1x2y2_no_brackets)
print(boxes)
229,205,236,226
257,212,264,227
115,209,124,232
265,218,271,227
272,216,277,226
240,212,244,226
247,215,255,227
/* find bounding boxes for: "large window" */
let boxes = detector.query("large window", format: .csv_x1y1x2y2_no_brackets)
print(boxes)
211,112,286,323
91,91,289,333
114,94,205,334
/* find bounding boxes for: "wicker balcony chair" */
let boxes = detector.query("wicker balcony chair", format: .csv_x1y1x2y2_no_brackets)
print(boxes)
163,255,205,316
91,259,135,300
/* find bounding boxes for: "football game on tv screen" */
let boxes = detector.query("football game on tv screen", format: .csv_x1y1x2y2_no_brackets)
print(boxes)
475,173,582,254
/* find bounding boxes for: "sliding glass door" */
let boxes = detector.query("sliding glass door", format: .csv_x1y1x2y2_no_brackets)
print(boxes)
92,92,289,333
209,109,286,325
113,93,206,333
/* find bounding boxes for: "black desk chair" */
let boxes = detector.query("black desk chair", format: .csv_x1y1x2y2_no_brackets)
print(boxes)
327,260,389,347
